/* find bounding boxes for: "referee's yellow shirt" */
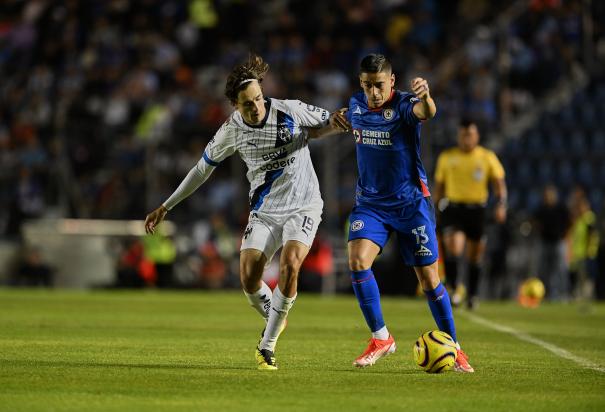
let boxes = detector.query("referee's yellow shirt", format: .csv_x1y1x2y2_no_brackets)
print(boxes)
434,146,505,204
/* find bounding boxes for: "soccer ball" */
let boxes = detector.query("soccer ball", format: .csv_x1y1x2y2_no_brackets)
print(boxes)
518,277,545,308
413,330,458,373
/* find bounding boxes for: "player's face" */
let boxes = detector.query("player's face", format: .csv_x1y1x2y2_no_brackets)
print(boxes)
359,71,395,108
457,124,480,152
236,81,266,125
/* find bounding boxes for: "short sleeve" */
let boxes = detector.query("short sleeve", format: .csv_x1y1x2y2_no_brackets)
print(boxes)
487,150,505,180
398,93,422,126
286,100,330,128
203,120,237,165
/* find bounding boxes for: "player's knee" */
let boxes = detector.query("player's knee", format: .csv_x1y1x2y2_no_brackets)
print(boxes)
240,265,263,292
348,255,371,271
281,258,302,278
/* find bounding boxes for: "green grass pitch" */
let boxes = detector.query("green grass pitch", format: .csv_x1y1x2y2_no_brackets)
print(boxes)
1,289,604,411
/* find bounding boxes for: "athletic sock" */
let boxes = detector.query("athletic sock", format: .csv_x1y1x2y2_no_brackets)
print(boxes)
467,263,481,299
372,325,390,340
260,286,295,351
424,283,457,342
444,256,460,290
351,269,385,333
243,281,272,321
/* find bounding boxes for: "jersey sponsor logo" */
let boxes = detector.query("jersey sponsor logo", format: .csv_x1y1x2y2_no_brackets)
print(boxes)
351,220,364,231
262,147,288,161
414,245,433,257
383,108,394,120
357,129,392,146
353,105,362,115
259,156,296,171
353,129,361,143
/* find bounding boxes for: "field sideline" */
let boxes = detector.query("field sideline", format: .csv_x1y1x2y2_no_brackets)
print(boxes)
1,289,604,412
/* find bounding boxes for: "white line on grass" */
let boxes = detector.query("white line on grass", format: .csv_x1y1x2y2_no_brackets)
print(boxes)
462,312,605,374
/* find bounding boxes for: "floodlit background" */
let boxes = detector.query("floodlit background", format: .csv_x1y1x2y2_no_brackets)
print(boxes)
1,0,604,300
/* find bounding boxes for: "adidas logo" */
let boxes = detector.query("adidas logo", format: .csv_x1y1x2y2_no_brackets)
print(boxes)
414,245,433,257
353,105,362,115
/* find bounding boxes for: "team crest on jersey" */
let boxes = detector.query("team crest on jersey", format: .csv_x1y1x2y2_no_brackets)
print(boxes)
383,108,394,120
353,129,361,143
351,220,364,232
277,122,293,143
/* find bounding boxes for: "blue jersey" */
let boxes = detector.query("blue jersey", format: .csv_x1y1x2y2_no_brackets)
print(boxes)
347,90,431,208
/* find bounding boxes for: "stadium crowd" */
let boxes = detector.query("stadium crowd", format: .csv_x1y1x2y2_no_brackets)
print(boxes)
1,0,604,299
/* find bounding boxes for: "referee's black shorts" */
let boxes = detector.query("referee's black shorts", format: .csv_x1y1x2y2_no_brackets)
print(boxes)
439,202,486,241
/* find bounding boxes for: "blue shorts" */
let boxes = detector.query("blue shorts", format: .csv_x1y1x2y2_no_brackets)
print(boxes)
348,197,439,267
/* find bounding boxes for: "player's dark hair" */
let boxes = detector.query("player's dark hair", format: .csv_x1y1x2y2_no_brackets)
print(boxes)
225,54,269,104
359,54,392,74
459,117,476,128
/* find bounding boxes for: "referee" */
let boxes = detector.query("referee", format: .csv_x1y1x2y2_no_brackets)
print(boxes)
433,118,507,309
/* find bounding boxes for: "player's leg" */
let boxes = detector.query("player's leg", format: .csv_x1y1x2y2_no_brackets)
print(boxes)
240,249,271,320
442,229,466,305
464,208,487,309
404,197,473,372
440,204,466,305
348,207,395,367
258,240,310,354
465,238,486,309
240,213,280,322
257,206,320,369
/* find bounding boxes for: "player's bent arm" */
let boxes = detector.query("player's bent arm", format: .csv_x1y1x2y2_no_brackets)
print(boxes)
162,159,216,210
411,77,436,120
413,95,436,121
144,159,216,234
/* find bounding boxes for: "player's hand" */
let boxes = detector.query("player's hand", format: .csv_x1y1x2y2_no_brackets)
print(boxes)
494,204,507,224
411,77,430,100
330,108,351,132
144,205,168,234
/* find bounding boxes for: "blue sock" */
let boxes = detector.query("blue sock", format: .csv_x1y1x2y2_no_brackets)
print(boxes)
424,283,457,342
351,269,385,332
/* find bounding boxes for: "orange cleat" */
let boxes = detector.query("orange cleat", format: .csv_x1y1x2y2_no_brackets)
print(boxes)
453,349,475,373
353,335,397,368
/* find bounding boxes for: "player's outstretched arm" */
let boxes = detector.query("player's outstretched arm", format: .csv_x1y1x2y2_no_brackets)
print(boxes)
145,205,168,234
307,108,351,139
411,77,437,121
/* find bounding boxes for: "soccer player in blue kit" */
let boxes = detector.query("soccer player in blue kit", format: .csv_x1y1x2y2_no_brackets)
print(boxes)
331,54,474,372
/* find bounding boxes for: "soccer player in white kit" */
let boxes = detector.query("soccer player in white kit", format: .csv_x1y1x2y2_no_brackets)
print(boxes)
144,54,343,370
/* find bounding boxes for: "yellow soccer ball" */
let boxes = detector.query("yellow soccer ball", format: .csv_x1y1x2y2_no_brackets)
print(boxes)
413,330,458,373
518,277,546,308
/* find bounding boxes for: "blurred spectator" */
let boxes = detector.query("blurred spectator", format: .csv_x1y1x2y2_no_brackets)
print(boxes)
114,237,156,288
142,228,177,288
568,187,600,301
12,245,53,287
533,184,571,300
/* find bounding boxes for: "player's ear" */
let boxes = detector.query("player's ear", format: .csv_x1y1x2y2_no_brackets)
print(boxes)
390,73,395,87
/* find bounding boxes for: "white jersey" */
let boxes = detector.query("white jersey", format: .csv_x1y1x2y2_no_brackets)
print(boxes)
203,98,329,214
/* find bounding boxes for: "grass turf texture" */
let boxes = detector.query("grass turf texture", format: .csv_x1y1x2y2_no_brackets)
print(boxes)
1,289,604,412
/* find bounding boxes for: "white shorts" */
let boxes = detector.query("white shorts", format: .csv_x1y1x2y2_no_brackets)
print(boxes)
240,203,323,261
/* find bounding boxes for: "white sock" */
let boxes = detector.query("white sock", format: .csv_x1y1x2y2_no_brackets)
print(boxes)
372,326,390,340
243,281,272,321
260,286,295,351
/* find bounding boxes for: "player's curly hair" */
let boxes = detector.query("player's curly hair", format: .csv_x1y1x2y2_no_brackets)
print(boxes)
225,54,270,104
359,54,392,74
